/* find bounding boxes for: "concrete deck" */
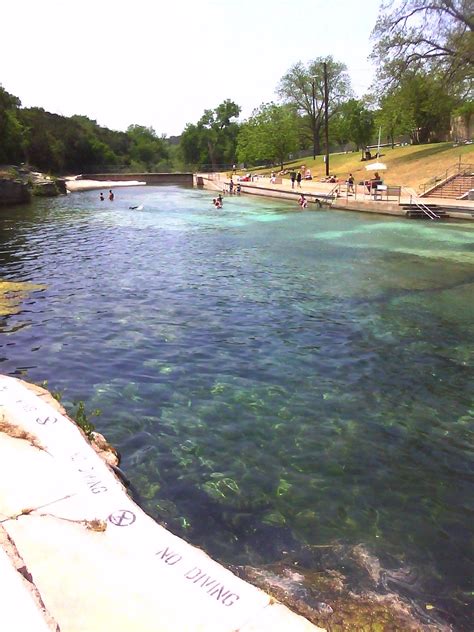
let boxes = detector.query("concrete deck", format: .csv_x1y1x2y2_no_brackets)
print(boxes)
196,173,474,219
0,376,323,632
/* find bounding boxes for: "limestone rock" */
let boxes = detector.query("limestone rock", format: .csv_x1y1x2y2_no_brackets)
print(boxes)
0,178,30,205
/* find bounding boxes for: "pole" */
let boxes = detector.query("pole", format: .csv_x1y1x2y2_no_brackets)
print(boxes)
323,62,329,177
312,80,316,160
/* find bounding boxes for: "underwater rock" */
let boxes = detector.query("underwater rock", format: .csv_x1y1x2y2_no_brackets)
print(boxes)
232,544,452,631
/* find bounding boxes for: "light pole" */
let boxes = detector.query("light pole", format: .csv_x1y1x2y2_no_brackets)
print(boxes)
311,79,316,160
323,62,330,177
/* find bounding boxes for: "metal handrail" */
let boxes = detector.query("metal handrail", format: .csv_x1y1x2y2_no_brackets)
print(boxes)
327,183,340,205
409,196,440,220
419,162,473,194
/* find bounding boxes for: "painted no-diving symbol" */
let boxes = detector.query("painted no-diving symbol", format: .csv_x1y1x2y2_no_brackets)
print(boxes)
36,415,58,425
108,509,136,527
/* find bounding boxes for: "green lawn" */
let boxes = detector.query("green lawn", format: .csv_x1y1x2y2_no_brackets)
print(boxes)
245,142,474,191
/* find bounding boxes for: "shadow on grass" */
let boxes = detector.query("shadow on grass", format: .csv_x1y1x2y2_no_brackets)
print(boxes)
390,143,453,165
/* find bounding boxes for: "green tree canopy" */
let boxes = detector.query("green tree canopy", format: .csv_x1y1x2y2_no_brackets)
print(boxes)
237,103,299,169
179,100,241,170
126,124,169,170
331,99,375,150
376,71,455,144
277,56,353,157
0,85,27,164
371,0,473,97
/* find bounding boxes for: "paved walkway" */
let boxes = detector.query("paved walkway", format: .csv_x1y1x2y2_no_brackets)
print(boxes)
0,376,323,632
197,173,474,219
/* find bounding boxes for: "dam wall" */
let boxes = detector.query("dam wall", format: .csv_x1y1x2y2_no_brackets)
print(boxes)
79,173,194,186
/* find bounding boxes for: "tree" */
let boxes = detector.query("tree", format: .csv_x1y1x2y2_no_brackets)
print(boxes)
0,85,27,164
126,125,168,170
334,100,375,151
375,72,454,144
375,93,412,148
179,100,241,171
277,56,353,157
371,1,474,96
237,103,298,169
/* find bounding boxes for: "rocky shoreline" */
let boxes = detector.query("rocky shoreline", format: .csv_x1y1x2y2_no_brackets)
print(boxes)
0,377,457,631
0,166,67,206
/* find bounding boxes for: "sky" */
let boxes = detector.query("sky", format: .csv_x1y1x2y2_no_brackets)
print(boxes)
1,0,382,137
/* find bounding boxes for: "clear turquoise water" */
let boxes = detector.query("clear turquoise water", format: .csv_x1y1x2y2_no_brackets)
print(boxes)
1,186,473,627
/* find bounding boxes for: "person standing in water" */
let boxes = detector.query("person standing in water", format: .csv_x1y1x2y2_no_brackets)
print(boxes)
298,194,308,208
108,190,114,201
99,192,104,201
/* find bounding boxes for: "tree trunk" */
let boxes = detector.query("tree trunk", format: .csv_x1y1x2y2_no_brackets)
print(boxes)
207,141,217,172
313,122,322,155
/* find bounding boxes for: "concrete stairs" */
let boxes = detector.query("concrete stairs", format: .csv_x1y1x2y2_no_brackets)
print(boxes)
402,203,448,219
422,173,474,199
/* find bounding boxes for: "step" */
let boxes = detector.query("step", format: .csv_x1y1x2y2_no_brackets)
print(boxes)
405,210,448,219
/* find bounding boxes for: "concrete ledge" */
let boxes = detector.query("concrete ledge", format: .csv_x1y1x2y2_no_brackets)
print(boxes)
194,173,474,219
0,543,56,631
80,173,194,186
332,199,404,216
0,376,323,632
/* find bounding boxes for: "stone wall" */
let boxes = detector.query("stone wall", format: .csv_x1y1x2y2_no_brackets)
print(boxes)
451,114,474,141
0,179,31,206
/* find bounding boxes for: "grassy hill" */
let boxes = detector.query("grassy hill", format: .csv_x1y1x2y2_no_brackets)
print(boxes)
252,142,474,191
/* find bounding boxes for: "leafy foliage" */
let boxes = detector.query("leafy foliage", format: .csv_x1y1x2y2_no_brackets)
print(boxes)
179,99,241,170
277,56,353,156
71,401,101,440
237,103,299,168
0,86,27,164
371,0,473,97
331,99,375,150
126,124,169,171
376,72,455,144
0,84,172,174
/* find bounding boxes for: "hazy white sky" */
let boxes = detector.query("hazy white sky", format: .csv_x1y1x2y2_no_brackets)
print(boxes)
1,0,382,136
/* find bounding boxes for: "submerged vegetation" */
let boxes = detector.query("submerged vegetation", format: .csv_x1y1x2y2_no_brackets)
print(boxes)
0,280,45,316
37,381,101,440
70,400,101,439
